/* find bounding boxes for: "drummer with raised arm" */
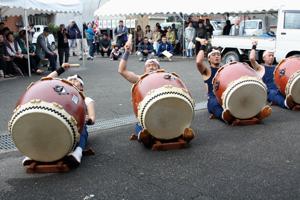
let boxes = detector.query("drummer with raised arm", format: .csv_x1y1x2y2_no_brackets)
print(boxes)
196,39,271,124
22,63,96,169
249,41,300,110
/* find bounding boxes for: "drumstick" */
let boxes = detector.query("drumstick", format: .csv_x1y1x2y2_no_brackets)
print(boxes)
69,63,80,68
125,34,133,53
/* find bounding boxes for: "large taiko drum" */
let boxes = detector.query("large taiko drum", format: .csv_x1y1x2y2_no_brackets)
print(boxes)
8,77,86,162
274,56,300,104
132,70,195,140
213,62,267,119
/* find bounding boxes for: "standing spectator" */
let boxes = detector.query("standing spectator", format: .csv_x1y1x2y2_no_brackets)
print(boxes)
57,24,70,66
136,37,154,61
85,23,95,60
35,27,57,71
205,19,214,38
166,26,176,47
144,25,153,41
230,19,241,36
114,20,128,48
135,25,144,50
99,33,112,57
184,22,195,57
0,22,5,34
195,20,207,55
157,36,174,61
223,20,232,35
152,25,162,54
67,20,82,59
5,31,27,75
110,44,121,61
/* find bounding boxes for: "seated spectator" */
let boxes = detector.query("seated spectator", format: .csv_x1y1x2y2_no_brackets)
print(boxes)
136,37,154,61
17,29,43,74
0,32,16,78
166,26,176,47
157,36,174,61
5,31,27,75
99,33,112,57
110,44,121,61
35,27,57,71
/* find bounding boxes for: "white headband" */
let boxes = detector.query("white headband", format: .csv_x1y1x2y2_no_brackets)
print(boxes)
208,49,221,58
145,59,160,67
263,50,275,58
67,75,84,86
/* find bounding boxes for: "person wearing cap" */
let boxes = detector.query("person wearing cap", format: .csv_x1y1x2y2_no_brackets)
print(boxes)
26,63,95,168
35,27,57,72
249,41,299,110
118,38,160,146
196,39,271,124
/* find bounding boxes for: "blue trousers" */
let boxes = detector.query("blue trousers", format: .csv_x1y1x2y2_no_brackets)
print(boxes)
135,123,143,136
268,89,287,109
207,96,224,120
78,124,88,149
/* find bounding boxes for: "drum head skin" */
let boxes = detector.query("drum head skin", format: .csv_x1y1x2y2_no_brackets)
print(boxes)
138,85,194,140
144,97,194,140
9,101,78,162
223,77,267,119
287,71,300,104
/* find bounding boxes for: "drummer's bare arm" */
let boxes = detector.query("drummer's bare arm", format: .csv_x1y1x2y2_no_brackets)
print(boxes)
118,39,139,84
249,41,263,71
86,101,96,125
47,63,71,78
196,39,209,75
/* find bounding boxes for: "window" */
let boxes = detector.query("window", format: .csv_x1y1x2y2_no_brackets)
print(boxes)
284,11,300,29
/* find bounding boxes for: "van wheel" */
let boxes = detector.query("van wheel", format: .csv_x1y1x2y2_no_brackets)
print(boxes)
222,51,240,63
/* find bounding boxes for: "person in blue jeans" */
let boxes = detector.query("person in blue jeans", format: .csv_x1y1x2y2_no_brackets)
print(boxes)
249,41,299,110
196,39,271,124
22,63,96,168
118,38,161,147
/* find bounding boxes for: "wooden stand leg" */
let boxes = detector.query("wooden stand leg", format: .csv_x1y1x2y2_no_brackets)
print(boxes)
231,117,261,126
24,147,95,173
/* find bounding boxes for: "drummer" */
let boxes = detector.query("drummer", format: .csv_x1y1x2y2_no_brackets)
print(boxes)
22,63,96,168
196,39,271,124
118,38,160,147
249,41,299,110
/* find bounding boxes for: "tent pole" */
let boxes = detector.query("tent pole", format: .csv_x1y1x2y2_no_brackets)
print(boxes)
24,9,31,77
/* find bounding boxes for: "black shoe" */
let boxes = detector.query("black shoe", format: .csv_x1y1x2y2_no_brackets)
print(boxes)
63,155,80,169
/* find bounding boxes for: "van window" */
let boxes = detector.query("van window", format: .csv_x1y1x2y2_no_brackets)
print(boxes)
244,21,258,29
284,11,300,29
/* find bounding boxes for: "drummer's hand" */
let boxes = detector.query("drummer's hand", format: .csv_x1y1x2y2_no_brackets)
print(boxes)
124,40,132,52
86,118,94,125
62,63,71,69
199,38,208,46
252,40,258,46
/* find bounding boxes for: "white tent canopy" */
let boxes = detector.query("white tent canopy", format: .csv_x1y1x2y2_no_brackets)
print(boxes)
94,0,299,16
0,0,82,17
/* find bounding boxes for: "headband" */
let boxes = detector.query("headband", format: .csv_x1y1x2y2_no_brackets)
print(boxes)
208,49,221,58
67,75,84,86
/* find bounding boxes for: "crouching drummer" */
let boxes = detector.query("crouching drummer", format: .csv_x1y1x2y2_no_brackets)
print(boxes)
23,63,96,168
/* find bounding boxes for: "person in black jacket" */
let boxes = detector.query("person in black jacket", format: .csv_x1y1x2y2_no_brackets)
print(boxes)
223,20,232,35
57,24,70,66
99,33,112,57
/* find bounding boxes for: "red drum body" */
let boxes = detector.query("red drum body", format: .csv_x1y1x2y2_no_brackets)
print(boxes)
132,70,194,140
8,78,86,162
274,56,300,104
213,62,267,119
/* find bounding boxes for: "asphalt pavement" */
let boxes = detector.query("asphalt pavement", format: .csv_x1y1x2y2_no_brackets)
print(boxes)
0,55,299,200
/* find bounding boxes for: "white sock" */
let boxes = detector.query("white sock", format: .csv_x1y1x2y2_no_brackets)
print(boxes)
71,147,83,163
